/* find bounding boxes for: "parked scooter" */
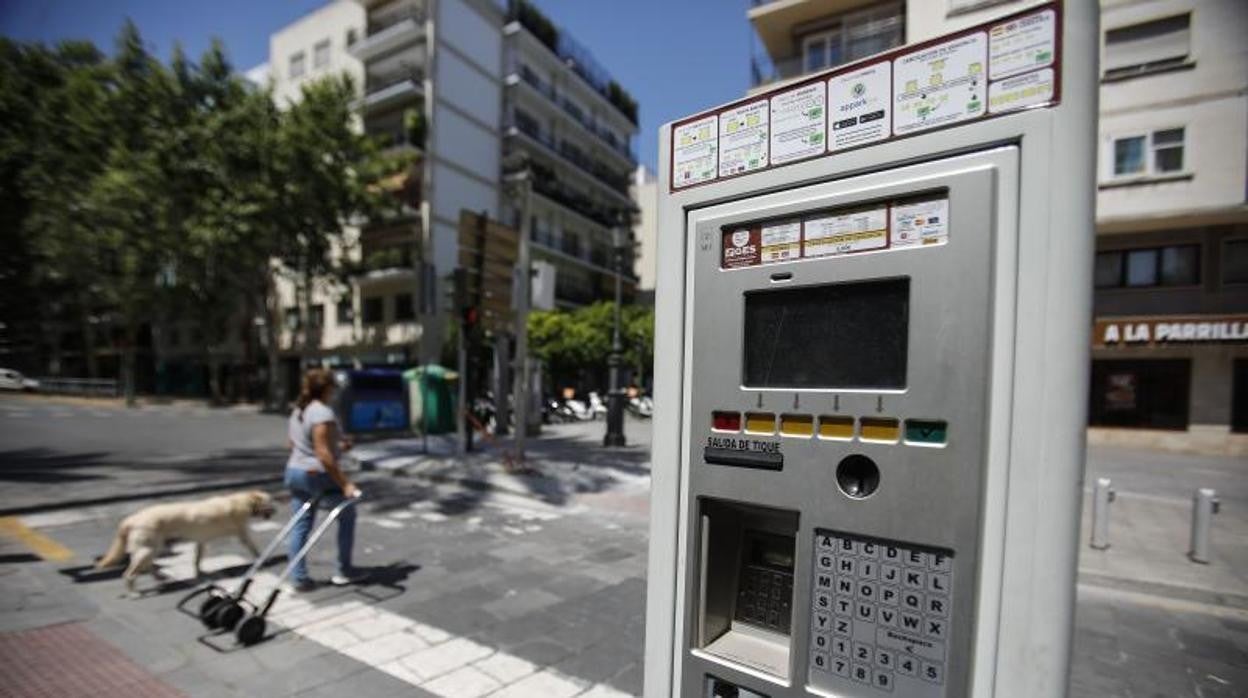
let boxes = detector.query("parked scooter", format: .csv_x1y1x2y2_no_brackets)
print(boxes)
587,391,608,420
627,394,654,419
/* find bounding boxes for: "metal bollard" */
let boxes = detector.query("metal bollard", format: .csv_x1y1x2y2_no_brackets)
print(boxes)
1188,488,1221,564
1090,477,1115,550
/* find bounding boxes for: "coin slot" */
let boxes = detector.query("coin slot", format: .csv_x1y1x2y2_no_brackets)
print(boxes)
836,454,880,499
770,271,793,282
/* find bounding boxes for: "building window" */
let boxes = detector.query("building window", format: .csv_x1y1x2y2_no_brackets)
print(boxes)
801,4,903,74
1088,359,1191,430
284,307,300,330
1104,13,1190,80
313,40,331,69
1096,245,1200,289
1110,128,1186,179
346,29,358,48
1224,239,1248,285
337,298,355,326
362,297,384,324
289,51,306,79
309,304,324,327
394,293,415,321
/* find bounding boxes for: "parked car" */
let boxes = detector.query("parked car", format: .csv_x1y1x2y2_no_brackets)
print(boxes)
0,368,39,392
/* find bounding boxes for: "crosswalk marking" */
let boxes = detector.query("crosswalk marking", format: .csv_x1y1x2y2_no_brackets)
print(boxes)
0,517,75,562
159,544,633,696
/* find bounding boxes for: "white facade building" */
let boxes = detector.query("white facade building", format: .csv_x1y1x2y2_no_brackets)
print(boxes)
747,0,1248,452
631,165,658,297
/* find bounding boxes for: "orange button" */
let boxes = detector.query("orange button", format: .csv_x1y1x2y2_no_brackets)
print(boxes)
780,414,814,437
818,416,855,440
744,412,776,434
859,417,900,443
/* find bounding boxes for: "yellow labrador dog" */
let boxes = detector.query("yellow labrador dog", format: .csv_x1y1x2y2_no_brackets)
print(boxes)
96,490,276,594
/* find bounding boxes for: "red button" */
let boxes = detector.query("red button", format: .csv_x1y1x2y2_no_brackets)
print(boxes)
712,411,742,432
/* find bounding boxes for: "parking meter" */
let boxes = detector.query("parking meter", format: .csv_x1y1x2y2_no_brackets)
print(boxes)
644,3,1097,697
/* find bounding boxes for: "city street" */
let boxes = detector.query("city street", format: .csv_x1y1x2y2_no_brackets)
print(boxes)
1,394,1246,697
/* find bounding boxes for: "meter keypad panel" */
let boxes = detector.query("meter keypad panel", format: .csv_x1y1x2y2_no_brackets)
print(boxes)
809,530,953,696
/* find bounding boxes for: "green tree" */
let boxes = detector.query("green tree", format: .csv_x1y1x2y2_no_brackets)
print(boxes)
528,301,654,389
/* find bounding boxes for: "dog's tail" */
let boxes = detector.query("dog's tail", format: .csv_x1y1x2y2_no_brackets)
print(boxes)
95,521,129,569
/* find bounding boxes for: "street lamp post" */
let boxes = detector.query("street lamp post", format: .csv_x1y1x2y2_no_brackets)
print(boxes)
603,224,627,448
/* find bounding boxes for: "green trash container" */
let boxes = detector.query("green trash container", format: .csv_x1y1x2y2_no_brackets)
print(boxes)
403,365,458,435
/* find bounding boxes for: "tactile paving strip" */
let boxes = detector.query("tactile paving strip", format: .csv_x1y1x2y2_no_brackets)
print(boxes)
0,621,186,698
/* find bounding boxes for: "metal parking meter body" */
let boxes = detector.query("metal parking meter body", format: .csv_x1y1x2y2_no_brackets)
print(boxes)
644,3,1097,698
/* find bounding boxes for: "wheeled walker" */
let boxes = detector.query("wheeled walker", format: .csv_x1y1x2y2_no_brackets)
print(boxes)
178,492,361,646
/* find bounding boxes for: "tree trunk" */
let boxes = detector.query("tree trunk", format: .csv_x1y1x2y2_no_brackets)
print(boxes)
207,346,224,406
265,268,284,411
80,307,99,379
122,321,138,407
299,265,314,368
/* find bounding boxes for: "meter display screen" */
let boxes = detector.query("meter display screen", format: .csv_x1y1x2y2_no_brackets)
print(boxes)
743,278,909,389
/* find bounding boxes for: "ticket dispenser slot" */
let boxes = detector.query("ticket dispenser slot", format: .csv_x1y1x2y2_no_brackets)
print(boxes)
698,500,799,681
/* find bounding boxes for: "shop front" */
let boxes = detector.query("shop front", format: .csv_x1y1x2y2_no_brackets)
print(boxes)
1089,314,1248,454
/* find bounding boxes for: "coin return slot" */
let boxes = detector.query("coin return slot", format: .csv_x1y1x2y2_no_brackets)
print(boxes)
744,412,776,435
697,499,799,682
769,271,793,282
836,454,880,499
780,414,813,437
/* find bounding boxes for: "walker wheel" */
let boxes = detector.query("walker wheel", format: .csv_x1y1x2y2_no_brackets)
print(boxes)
213,601,245,632
199,595,226,627
236,615,266,646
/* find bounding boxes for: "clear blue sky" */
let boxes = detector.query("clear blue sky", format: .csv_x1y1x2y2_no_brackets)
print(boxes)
0,0,751,172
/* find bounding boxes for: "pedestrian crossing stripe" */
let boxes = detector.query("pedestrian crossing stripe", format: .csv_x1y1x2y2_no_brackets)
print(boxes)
0,516,74,562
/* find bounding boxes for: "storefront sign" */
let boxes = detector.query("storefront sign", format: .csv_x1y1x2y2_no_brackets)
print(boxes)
1094,315,1248,347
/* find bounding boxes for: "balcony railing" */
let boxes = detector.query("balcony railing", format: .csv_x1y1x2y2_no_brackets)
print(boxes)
506,118,631,201
369,5,426,34
515,66,637,164
365,67,424,97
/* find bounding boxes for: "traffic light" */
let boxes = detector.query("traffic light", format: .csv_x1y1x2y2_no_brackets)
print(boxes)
462,305,479,330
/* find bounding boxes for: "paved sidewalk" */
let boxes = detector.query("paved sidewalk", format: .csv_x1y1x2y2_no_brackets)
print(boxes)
0,621,187,697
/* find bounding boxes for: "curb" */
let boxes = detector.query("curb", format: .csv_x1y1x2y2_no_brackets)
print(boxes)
1077,571,1248,610
0,476,285,518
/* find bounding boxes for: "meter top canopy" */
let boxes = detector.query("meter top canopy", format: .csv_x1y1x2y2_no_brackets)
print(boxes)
669,2,1063,192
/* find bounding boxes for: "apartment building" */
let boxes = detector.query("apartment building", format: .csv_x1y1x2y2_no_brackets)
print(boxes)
747,0,1248,453
631,166,658,303
258,0,640,381
501,1,640,308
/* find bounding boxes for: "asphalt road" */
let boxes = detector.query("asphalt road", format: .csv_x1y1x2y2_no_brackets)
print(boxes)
0,395,288,514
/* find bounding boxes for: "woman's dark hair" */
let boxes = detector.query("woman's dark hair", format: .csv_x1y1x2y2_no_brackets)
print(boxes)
296,368,335,416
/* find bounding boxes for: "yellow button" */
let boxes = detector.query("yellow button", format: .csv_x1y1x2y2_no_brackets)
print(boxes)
745,412,776,434
780,414,814,437
859,417,900,442
818,416,855,440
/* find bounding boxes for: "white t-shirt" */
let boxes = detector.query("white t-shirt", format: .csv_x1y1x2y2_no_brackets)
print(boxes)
287,401,340,472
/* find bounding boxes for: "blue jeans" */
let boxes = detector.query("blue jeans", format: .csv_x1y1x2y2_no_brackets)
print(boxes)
284,468,356,582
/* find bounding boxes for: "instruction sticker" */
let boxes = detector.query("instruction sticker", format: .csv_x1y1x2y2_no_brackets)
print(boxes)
829,62,892,151
721,228,760,268
989,68,1054,113
893,33,987,136
989,9,1056,80
803,205,889,258
719,100,770,177
891,198,949,248
770,82,826,165
760,220,802,263
673,115,718,188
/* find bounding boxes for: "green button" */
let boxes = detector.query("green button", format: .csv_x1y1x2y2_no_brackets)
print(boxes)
905,420,947,444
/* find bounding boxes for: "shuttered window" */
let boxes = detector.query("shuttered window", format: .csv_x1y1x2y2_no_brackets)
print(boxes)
1104,14,1190,79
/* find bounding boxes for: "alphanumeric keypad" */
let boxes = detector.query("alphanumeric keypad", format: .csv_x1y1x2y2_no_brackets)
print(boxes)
808,529,954,696
735,564,793,634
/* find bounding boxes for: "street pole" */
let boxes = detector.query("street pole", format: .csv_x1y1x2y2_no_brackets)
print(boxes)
456,318,468,455
511,174,532,462
603,225,627,447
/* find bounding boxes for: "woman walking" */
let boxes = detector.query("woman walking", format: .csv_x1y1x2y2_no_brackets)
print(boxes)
285,367,364,591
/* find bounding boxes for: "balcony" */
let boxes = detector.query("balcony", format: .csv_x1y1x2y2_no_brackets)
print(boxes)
351,7,426,62
510,67,637,165
505,117,633,207
504,4,638,126
360,67,424,112
749,0,879,62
